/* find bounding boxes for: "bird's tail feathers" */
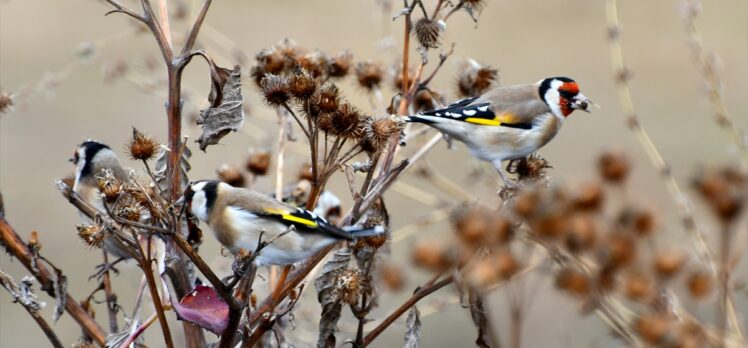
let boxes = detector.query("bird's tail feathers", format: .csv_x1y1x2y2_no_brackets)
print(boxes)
405,115,436,124
342,225,386,238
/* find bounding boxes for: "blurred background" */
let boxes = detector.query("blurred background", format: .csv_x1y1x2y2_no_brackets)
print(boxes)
1,0,746,347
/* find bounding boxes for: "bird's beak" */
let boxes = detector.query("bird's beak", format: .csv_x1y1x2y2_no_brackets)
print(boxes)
571,93,595,113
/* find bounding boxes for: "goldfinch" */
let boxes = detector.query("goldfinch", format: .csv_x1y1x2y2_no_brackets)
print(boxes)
182,180,384,266
407,77,592,185
71,140,133,260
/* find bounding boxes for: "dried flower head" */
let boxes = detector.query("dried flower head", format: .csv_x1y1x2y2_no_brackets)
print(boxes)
507,154,552,182
462,0,487,14
116,203,148,222
379,263,405,291
598,150,630,183
572,182,604,211
77,225,105,248
288,69,317,100
297,162,314,181
686,270,713,299
414,18,443,48
260,74,290,108
0,91,14,114
654,249,685,279
413,90,436,113
311,83,341,114
456,60,498,98
597,234,636,270
362,117,399,153
513,189,540,218
564,215,597,253
96,169,122,203
329,102,362,138
555,268,590,296
623,273,654,301
128,127,159,161
335,269,366,305
635,314,674,345
326,51,353,78
692,166,747,223
617,207,655,236
216,164,245,187
411,242,452,271
246,150,271,176
467,252,518,289
355,61,384,91
255,47,287,75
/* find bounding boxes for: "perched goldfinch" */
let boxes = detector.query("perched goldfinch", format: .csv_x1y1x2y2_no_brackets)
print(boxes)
71,140,133,260
407,77,592,185
182,180,384,266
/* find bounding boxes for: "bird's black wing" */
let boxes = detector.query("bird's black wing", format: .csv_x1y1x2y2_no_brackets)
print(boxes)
410,97,532,130
259,207,353,240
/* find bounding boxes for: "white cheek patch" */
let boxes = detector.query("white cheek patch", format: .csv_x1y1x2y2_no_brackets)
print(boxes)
544,79,564,118
190,191,209,221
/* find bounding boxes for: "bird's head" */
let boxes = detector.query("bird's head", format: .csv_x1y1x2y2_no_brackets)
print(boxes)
538,77,594,118
71,140,116,179
179,180,221,222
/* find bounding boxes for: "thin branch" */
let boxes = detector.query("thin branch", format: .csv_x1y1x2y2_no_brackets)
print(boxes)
180,0,214,57
101,249,119,333
0,269,64,348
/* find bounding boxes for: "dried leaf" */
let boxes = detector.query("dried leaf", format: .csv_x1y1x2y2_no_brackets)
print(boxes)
196,65,244,151
52,267,67,322
105,316,144,348
154,144,192,196
314,248,352,348
0,271,45,312
403,305,421,348
173,285,229,335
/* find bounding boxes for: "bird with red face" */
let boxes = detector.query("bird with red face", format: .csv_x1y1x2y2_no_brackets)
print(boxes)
406,77,593,186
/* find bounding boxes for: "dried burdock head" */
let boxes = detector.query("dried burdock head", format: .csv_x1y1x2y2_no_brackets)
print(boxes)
128,127,159,161
362,116,399,153
358,233,389,250
635,314,674,345
467,251,518,289
572,182,604,211
513,189,540,218
116,203,149,222
685,270,713,299
355,61,384,91
555,268,591,297
597,234,636,270
462,0,487,14
531,209,567,239
250,66,266,88
297,162,314,182
456,59,498,98
622,272,654,302
617,207,655,236
77,225,105,248
413,89,436,113
335,269,366,305
452,205,490,247
379,263,405,291
246,150,271,176
490,214,514,245
329,102,363,138
260,74,290,108
311,82,341,115
326,51,353,78
288,69,317,100
692,166,747,223
654,249,685,279
0,91,14,114
317,114,334,134
564,214,597,253
96,169,122,203
255,47,287,75
507,154,552,182
216,164,245,187
392,67,414,92
598,150,630,183
295,50,326,78
411,241,453,272
414,18,443,49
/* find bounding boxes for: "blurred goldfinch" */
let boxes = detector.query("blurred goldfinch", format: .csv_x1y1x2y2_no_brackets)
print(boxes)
407,77,593,185
182,180,384,266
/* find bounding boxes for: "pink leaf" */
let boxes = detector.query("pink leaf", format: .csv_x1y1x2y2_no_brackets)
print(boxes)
173,285,229,335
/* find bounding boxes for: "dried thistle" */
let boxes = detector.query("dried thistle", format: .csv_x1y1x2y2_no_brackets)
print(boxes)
329,102,362,138
311,83,341,115
355,61,384,91
467,252,518,289
507,154,552,182
246,150,271,176
255,47,286,75
555,268,590,296
456,60,498,98
686,270,713,299
654,249,685,279
96,169,122,203
0,91,14,114
598,150,630,183
414,18,443,48
216,164,245,187
297,162,314,181
572,182,604,211
362,117,399,153
77,225,105,248
295,50,326,78
379,263,405,291
692,166,747,223
260,74,290,108
635,314,674,345
115,203,148,222
617,207,655,236
413,90,436,113
288,69,317,100
623,273,654,301
411,242,452,272
597,234,636,270
326,51,353,78
335,269,366,305
452,205,490,247
128,127,159,161
564,215,597,253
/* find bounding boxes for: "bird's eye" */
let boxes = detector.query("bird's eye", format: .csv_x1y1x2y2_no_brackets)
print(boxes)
72,151,80,164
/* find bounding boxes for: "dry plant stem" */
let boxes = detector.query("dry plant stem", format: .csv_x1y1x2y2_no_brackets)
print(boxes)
101,249,119,333
120,311,159,348
133,232,174,348
361,276,454,346
718,224,732,347
0,268,64,348
681,0,747,160
0,219,107,345
275,110,287,201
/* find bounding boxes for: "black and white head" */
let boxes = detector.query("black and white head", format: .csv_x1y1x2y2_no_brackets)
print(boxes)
538,77,593,118
182,180,221,222
71,140,119,182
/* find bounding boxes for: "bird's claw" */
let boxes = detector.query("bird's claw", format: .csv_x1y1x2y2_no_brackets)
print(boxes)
89,262,120,281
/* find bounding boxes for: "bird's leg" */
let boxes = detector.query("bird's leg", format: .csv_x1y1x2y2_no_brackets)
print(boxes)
89,256,127,280
493,160,518,189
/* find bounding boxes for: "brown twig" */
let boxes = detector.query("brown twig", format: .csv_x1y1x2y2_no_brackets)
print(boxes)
101,249,119,333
